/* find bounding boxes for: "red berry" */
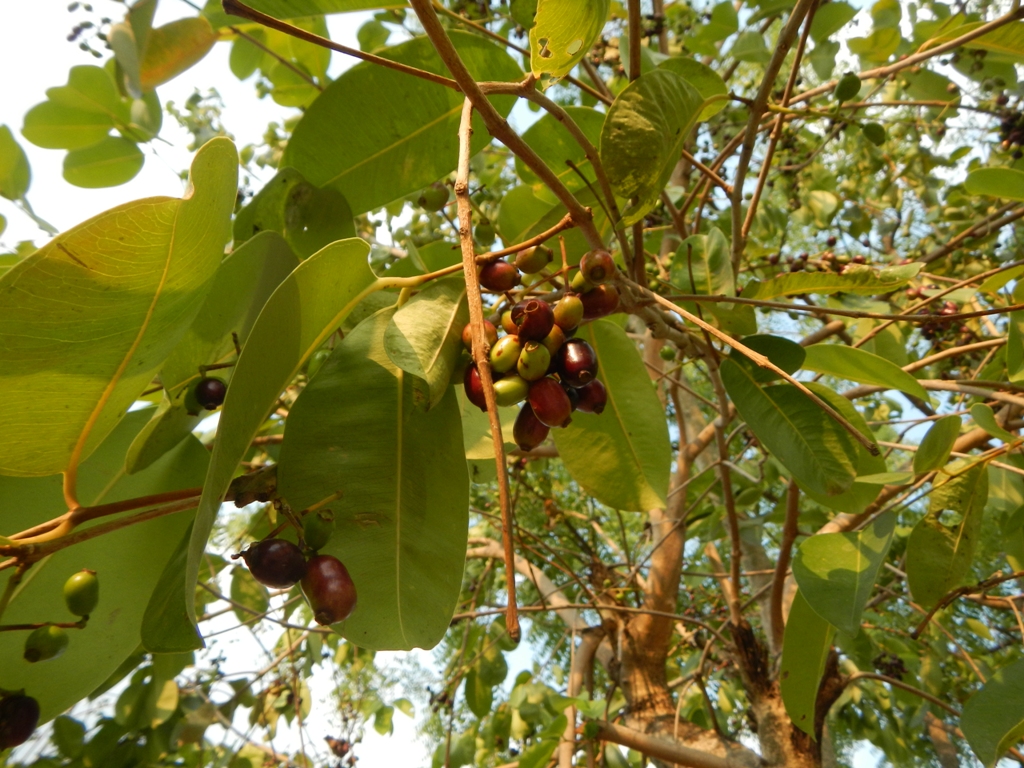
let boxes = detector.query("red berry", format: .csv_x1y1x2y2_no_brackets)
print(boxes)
511,299,555,341
580,249,615,284
464,364,487,411
461,321,498,353
826,236,837,247
194,377,227,410
0,694,40,750
239,539,308,589
479,261,521,292
302,554,357,625
575,379,608,414
580,285,620,319
528,377,573,428
557,338,598,388
513,403,550,451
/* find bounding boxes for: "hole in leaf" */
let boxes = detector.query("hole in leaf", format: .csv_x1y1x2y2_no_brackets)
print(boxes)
538,37,552,58
566,38,583,55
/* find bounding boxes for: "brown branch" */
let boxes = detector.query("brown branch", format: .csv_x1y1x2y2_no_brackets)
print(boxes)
222,0,460,89
478,213,576,262
589,720,733,768
921,204,1024,265
845,672,959,717
910,570,1024,640
407,0,605,251
228,24,322,90
456,98,519,643
707,367,743,624
769,481,800,652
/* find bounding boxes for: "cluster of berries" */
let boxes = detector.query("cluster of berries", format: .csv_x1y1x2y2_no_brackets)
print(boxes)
463,249,621,452
0,570,99,750
236,511,356,627
917,300,962,341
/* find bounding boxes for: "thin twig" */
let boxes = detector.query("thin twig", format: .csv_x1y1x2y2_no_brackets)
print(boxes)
769,481,800,651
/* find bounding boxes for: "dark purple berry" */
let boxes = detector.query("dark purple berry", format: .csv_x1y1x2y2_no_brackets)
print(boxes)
557,338,599,388
194,377,227,410
239,539,308,589
513,403,550,451
528,377,573,428
464,364,487,411
512,299,555,341
575,379,608,414
0,694,40,750
302,555,357,625
580,285,620,319
479,261,521,292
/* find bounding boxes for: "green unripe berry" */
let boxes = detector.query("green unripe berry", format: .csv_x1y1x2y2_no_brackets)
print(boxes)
570,271,593,294
493,374,530,406
307,348,332,379
553,294,585,331
861,122,886,146
303,510,335,552
23,625,69,663
500,310,517,335
517,341,552,382
835,72,861,103
490,335,522,374
659,344,676,361
63,570,99,617
541,324,566,357
417,182,449,212
475,219,496,247
514,245,553,274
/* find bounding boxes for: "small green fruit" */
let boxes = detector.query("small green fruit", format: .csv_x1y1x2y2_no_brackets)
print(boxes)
63,570,98,617
541,324,566,357
493,374,530,406
861,122,886,146
23,625,69,663
514,245,553,274
517,341,552,382
500,310,517,335
417,182,449,212
303,510,335,552
553,294,584,331
490,335,522,374
475,219,496,247
659,344,676,361
835,72,861,103
570,270,593,294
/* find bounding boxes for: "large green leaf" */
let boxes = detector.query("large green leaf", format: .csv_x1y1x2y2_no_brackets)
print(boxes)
793,512,895,635
965,167,1024,201
62,136,144,188
600,68,703,225
913,414,961,474
22,66,128,150
741,262,921,300
0,138,237,477
906,464,989,609
810,1,858,42
284,33,522,215
553,320,671,511
528,0,610,78
658,57,728,120
515,107,605,202
233,168,355,259
671,228,755,335
277,307,469,650
161,231,300,394
125,390,203,475
147,239,376,646
802,344,929,401
780,591,835,737
138,17,217,92
962,657,1024,767
384,277,468,410
0,408,207,723
720,359,858,497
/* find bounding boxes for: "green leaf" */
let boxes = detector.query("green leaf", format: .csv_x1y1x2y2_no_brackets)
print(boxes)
0,138,237,477
384,277,468,410
230,566,270,623
234,167,355,259
373,704,395,735
465,669,493,719
52,716,86,759
793,512,895,635
285,33,522,215
528,0,610,78
799,384,888,514
139,17,217,91
965,167,1024,201
601,69,704,226
962,657,1024,767
497,184,611,268
657,57,728,120
45,65,129,123
670,227,734,296
239,0,409,18
730,31,771,63
727,334,806,384
0,125,30,200
161,231,300,395
810,2,858,42
848,27,900,63
516,106,605,200
278,307,469,650
0,408,207,723
906,464,989,609
913,414,961,474
553,320,671,511
802,344,929,400
22,102,113,150
720,360,858,497
741,262,922,300
971,403,1017,443
780,591,835,737
125,390,203,474
63,136,144,188
170,239,377,643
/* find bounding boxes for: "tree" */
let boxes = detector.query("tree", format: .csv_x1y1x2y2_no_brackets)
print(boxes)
2,0,1024,765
